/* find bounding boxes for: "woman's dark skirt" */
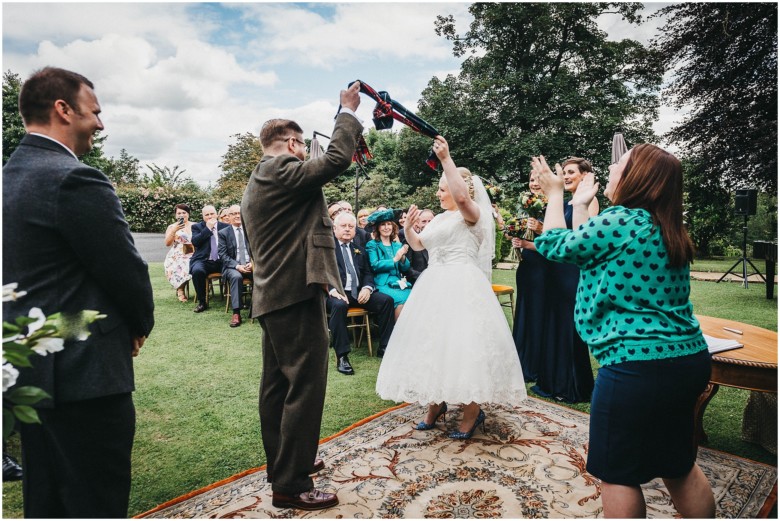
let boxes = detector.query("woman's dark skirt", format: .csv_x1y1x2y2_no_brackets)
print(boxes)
586,349,712,485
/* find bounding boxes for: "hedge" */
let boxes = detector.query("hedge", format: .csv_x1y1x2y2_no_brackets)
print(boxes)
116,185,210,232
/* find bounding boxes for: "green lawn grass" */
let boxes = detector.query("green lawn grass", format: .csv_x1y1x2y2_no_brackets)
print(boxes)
691,256,778,276
2,263,776,518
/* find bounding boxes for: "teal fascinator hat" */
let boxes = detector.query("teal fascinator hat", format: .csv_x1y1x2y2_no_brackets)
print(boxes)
366,208,403,225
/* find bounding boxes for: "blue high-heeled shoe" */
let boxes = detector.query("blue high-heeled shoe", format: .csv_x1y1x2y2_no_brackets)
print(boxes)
415,402,447,430
448,409,486,439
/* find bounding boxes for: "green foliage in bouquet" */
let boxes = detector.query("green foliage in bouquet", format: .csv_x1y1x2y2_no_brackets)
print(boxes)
2,284,105,441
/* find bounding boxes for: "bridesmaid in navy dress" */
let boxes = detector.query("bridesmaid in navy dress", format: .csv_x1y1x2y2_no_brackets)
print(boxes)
511,171,549,382
524,157,599,403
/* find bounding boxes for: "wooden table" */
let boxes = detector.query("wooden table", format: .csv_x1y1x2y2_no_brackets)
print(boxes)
694,315,778,445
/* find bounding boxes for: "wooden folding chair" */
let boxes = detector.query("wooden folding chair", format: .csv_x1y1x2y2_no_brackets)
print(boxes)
492,284,515,317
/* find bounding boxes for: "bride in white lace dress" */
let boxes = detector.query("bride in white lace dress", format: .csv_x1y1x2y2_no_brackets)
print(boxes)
375,136,526,439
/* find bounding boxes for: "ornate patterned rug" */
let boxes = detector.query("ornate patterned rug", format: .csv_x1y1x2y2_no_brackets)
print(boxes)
139,398,777,518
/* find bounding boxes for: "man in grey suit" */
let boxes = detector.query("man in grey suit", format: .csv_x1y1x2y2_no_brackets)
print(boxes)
241,82,362,511
218,204,252,327
2,67,154,517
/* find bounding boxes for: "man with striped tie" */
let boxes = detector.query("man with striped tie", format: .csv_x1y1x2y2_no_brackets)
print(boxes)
219,204,253,327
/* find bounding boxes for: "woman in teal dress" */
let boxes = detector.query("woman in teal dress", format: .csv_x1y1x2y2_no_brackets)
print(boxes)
365,211,412,320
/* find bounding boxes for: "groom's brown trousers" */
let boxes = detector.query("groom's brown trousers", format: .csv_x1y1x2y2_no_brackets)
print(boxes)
258,295,329,495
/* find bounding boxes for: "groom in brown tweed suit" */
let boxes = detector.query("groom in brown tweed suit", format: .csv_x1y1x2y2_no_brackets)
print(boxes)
241,82,362,511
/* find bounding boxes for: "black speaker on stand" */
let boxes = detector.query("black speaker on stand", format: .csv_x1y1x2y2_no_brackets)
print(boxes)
717,189,766,288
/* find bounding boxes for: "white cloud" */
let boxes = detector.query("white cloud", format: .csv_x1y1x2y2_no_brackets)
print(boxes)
597,3,671,45
2,3,202,46
4,3,282,185
238,3,471,69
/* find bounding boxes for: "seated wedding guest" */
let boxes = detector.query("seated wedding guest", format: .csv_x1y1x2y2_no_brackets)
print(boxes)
365,209,412,320
336,200,353,214
533,145,715,518
406,208,434,282
164,203,195,302
526,157,599,403
364,205,387,236
189,204,230,312
356,208,370,229
328,202,345,220
328,200,371,248
336,200,369,244
327,213,396,373
219,205,252,328
218,207,231,223
511,172,550,382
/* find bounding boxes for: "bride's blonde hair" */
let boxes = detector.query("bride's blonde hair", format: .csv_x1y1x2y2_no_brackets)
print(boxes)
442,167,475,199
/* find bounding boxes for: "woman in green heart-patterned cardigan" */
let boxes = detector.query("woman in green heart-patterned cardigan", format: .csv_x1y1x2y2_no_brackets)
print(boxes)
531,144,715,519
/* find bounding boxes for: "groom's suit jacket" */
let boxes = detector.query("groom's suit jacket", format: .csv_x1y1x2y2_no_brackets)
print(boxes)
2,134,155,406
242,113,363,318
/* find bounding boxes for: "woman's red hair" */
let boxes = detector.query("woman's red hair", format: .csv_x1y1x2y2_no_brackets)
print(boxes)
612,144,694,267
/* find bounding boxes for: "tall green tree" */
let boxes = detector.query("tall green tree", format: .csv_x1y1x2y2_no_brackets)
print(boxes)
653,3,777,193
2,70,25,165
105,148,142,185
422,3,662,195
682,158,735,257
213,132,264,203
143,164,194,190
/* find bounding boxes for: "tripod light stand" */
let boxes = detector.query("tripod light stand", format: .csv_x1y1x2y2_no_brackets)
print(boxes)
716,213,766,288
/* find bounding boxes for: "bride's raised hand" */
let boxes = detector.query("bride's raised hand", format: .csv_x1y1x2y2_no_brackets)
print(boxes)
531,155,564,194
432,136,450,162
571,172,599,207
405,204,420,230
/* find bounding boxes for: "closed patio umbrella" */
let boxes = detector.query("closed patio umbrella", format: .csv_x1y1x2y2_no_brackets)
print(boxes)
310,135,324,159
611,132,628,164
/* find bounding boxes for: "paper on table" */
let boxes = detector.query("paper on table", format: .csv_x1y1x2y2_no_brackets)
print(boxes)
704,334,744,354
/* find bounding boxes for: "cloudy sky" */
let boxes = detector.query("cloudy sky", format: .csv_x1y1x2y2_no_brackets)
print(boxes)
3,2,677,186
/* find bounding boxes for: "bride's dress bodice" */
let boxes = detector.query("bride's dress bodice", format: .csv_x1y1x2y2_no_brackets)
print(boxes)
419,210,484,268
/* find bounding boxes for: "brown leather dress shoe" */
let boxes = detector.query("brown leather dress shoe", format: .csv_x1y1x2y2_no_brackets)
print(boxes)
229,313,241,327
272,488,338,511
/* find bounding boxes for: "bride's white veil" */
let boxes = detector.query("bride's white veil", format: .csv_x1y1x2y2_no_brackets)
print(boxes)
472,175,495,281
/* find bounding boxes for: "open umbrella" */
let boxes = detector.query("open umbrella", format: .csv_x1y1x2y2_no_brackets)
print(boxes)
611,132,628,164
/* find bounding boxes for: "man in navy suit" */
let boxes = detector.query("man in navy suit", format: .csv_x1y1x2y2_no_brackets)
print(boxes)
218,204,252,327
330,201,369,246
3,67,154,518
190,204,230,312
326,212,395,374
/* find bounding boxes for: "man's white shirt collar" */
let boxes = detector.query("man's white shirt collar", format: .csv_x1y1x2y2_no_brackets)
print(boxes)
29,133,78,160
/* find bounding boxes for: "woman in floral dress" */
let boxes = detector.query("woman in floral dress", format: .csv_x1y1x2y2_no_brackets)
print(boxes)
164,203,194,302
